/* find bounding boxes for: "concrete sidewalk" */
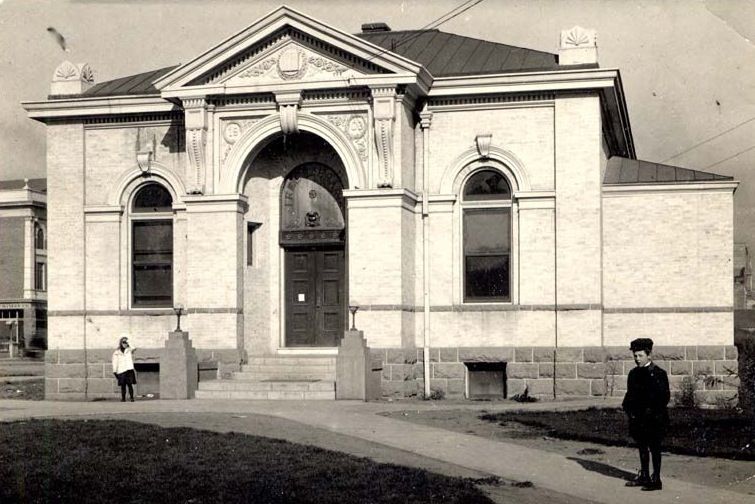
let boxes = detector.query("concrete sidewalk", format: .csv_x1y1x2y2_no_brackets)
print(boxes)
0,398,750,504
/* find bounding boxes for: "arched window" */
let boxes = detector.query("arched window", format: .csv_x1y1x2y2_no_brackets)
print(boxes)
131,183,173,307
35,225,45,250
462,169,512,302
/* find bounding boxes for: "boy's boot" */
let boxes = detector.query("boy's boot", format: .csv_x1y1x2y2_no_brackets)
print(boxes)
625,470,650,487
641,474,662,491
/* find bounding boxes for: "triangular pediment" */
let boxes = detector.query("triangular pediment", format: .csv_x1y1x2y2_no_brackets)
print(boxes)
155,6,426,94
196,30,381,88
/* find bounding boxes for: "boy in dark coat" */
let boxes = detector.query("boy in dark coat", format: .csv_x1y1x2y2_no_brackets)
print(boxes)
622,338,670,491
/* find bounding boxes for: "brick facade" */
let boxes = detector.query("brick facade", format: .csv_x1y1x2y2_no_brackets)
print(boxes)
25,8,739,402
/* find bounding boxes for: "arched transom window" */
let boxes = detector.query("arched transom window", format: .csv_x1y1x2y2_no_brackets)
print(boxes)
131,183,173,308
462,169,512,302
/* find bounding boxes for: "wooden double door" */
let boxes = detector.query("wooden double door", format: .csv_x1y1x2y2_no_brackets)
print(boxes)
284,247,345,347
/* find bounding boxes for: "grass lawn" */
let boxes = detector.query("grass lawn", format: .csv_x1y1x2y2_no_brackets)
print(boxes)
481,407,755,460
0,419,493,504
0,379,44,400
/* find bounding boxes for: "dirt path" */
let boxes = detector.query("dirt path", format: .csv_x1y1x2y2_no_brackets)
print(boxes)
381,408,755,496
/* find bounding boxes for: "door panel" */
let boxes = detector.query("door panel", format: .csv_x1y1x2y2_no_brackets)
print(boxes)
285,247,344,347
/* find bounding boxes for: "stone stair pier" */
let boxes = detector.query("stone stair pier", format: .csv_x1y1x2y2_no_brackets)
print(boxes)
195,355,336,400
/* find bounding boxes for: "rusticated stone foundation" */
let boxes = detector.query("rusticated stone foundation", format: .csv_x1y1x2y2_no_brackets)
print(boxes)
372,345,740,406
44,347,245,400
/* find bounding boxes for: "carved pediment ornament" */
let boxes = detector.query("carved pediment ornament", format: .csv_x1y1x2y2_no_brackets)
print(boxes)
562,26,596,47
234,44,349,83
54,61,78,80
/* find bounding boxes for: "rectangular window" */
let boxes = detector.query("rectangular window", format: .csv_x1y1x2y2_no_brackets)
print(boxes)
463,208,511,302
132,220,173,307
247,222,261,266
34,262,46,291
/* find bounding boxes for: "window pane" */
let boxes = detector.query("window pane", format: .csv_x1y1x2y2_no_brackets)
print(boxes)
35,262,45,291
132,220,173,307
133,183,173,212
465,255,510,301
464,170,511,201
35,227,45,249
464,208,510,254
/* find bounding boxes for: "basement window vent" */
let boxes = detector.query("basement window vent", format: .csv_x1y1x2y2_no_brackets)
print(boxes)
465,362,507,399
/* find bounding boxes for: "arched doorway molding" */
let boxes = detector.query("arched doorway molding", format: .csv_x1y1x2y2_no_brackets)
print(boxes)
220,113,366,194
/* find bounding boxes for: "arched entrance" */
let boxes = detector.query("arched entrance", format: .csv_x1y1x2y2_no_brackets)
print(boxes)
280,162,346,347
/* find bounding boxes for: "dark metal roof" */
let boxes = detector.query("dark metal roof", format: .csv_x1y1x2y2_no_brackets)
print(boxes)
0,178,47,192
604,157,733,185
356,29,562,76
53,65,179,99
54,29,564,99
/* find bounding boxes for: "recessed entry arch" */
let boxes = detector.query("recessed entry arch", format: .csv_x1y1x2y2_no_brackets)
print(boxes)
240,132,349,350
222,113,366,194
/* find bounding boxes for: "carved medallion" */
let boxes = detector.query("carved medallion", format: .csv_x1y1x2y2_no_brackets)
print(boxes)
223,122,242,144
277,48,307,80
325,114,368,162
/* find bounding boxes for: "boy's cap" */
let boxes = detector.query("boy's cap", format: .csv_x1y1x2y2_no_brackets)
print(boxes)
629,338,653,353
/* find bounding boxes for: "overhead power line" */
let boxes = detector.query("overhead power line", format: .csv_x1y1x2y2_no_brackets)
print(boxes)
661,115,755,163
703,144,755,170
363,0,486,65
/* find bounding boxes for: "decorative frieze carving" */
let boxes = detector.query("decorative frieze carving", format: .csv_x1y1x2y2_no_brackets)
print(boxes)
220,118,261,164
229,42,351,84
371,87,396,188
325,114,368,162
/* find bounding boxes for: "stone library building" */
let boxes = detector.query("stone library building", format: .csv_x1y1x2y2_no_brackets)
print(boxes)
25,7,738,401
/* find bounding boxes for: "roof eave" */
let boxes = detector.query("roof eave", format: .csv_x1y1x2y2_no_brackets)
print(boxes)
22,95,179,122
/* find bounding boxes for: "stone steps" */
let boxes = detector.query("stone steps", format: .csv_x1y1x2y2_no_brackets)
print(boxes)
196,355,337,400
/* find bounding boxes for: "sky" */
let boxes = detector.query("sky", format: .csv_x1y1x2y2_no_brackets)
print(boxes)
1,0,754,248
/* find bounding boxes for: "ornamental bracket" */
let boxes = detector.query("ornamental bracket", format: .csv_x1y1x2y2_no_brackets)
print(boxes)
370,87,396,188
183,97,208,194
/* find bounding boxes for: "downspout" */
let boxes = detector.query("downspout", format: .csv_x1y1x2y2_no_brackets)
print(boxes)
420,107,433,398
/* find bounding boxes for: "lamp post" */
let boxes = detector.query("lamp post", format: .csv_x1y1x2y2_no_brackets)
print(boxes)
173,304,184,332
348,305,359,331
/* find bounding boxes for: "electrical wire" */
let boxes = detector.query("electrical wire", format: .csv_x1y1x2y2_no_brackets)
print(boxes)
661,116,755,163
361,0,486,64
703,144,755,170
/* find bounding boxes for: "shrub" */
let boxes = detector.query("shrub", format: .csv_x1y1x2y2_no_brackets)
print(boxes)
423,387,445,400
674,375,698,408
736,336,755,415
510,386,538,403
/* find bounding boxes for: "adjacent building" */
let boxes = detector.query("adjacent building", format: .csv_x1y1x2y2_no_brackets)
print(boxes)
24,7,739,401
0,178,47,356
